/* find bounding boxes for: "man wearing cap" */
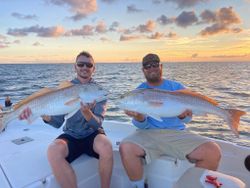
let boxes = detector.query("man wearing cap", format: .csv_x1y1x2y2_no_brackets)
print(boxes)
19,51,113,188
119,53,221,188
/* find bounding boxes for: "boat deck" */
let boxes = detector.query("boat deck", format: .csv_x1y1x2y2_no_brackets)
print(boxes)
0,119,249,188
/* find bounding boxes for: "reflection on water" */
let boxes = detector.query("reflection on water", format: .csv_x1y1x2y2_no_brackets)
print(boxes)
0,62,249,146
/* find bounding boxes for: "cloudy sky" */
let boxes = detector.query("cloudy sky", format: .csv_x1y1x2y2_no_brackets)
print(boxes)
0,0,250,63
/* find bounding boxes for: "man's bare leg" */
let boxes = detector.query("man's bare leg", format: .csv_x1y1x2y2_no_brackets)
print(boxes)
119,142,145,180
187,141,221,170
94,134,113,188
47,139,77,188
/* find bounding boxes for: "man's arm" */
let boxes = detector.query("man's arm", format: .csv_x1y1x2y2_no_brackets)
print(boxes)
81,100,107,129
42,115,65,128
125,110,153,129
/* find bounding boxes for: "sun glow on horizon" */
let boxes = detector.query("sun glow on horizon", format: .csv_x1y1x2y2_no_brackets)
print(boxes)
0,0,250,63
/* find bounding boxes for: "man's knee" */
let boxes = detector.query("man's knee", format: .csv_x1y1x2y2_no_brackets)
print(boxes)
94,136,113,159
189,141,221,158
203,141,221,161
100,144,113,159
47,140,68,162
119,142,132,156
188,141,221,170
119,142,144,157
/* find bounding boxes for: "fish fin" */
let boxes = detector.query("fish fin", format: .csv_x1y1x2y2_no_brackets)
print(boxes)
226,109,246,137
148,101,164,107
13,88,54,110
58,81,73,89
13,81,73,111
119,89,143,99
150,114,163,122
65,98,80,106
174,89,219,106
65,108,80,120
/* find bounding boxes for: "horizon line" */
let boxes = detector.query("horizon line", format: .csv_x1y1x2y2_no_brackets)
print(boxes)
0,61,250,65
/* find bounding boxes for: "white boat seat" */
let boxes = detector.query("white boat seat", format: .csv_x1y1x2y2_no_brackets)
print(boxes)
145,156,194,188
173,167,246,188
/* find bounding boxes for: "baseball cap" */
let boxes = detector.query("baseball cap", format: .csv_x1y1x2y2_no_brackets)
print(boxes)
142,53,160,65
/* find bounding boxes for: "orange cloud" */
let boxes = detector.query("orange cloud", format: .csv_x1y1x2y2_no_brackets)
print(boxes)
120,34,141,41
65,25,94,36
0,35,9,48
211,54,249,58
148,32,165,39
50,26,65,37
48,0,97,21
137,20,155,33
191,53,198,58
200,7,242,36
166,32,177,38
33,42,43,46
7,25,65,37
95,21,107,33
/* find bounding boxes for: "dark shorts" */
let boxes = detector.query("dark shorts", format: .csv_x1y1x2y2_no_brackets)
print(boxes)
57,129,105,163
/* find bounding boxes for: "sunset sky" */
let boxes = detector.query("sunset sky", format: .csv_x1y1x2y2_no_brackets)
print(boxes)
0,0,250,63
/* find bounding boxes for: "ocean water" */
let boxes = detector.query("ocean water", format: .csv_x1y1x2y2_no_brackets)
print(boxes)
0,62,249,147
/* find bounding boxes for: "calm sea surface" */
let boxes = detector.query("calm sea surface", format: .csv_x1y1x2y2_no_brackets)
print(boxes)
0,62,249,146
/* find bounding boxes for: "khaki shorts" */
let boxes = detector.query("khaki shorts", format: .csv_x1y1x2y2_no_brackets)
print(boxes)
122,129,210,163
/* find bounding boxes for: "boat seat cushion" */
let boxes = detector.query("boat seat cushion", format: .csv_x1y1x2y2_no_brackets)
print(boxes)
173,167,245,188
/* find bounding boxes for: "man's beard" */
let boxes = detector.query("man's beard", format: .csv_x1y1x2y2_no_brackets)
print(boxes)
145,71,162,83
145,74,162,83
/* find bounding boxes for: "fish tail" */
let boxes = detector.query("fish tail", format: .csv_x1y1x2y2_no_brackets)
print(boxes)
225,109,246,137
0,111,14,133
0,115,4,132
0,113,7,133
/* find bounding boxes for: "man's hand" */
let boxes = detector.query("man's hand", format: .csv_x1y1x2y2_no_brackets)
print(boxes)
41,115,51,122
80,101,96,121
124,110,145,122
178,109,192,119
19,107,32,120
19,107,51,122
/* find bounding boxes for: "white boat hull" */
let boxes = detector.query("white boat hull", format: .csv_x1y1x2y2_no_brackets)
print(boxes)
0,119,249,188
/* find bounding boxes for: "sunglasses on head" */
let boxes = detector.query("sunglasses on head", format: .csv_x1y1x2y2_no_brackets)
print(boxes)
143,62,160,70
76,62,94,68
